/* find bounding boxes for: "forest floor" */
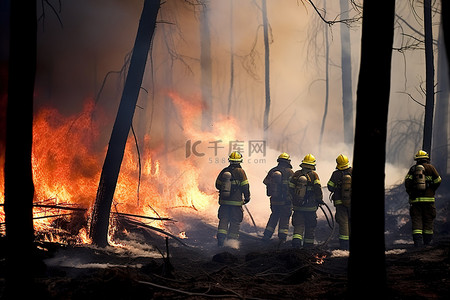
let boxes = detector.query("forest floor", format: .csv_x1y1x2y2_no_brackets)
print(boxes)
1,212,448,300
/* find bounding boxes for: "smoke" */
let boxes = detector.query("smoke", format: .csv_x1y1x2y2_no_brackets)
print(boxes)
7,0,442,242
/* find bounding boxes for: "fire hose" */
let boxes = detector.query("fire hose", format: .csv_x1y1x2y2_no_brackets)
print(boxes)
318,200,336,248
243,204,263,237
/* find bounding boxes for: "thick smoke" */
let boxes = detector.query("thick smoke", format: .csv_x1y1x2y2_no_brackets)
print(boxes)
26,0,446,234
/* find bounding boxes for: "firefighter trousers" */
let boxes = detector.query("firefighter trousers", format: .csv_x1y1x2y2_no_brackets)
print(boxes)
217,205,244,243
410,202,436,245
291,210,317,247
335,204,350,242
263,204,292,241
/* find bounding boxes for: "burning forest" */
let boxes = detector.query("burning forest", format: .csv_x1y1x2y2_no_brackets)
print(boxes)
1,0,450,299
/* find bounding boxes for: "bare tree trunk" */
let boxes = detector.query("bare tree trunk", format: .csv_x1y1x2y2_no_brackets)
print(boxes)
444,1,450,71
349,0,395,297
200,0,213,131
340,0,354,145
422,0,434,153
89,0,160,247
432,27,448,176
319,0,329,151
262,0,271,143
4,1,36,297
227,0,235,117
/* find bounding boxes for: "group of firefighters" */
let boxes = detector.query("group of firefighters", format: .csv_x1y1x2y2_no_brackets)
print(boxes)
215,150,441,249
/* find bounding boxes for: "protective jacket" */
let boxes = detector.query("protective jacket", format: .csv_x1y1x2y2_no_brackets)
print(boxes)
405,162,441,203
289,169,323,211
263,161,294,205
327,167,352,206
216,164,250,206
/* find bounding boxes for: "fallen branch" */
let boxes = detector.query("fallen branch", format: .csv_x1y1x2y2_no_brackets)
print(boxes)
122,218,189,247
111,211,172,221
33,204,87,212
137,280,241,299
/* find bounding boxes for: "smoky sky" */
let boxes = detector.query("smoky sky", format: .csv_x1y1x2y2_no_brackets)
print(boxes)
1,0,445,172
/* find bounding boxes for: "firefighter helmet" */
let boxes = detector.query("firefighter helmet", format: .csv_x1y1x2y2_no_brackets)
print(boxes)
336,154,350,170
414,150,429,160
228,151,243,163
277,152,291,162
301,154,316,168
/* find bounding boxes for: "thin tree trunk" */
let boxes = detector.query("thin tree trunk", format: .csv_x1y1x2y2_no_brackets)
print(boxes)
349,0,395,297
340,0,354,145
89,0,160,247
422,0,434,153
227,0,234,117
262,0,270,142
443,1,450,73
319,0,329,151
4,1,36,297
200,0,213,131
432,27,448,175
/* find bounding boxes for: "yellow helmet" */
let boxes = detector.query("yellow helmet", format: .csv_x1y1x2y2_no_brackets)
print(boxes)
301,154,316,167
414,150,429,160
277,152,291,162
336,154,350,170
228,151,243,163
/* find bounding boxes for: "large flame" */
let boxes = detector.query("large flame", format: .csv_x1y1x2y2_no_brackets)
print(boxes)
0,92,239,244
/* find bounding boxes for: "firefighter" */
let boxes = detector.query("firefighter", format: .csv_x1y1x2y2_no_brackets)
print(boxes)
215,151,251,247
289,154,324,248
262,152,294,243
327,154,352,250
404,150,441,247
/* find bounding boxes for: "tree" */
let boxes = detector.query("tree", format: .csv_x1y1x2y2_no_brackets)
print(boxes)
422,0,435,154
432,28,449,176
262,0,271,143
318,0,330,150
89,0,160,247
200,0,213,131
4,0,36,297
349,0,395,297
340,0,354,145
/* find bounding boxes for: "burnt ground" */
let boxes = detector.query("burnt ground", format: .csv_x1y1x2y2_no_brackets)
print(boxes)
0,212,448,300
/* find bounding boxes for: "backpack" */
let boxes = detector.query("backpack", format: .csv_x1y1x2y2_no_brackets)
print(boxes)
341,171,352,206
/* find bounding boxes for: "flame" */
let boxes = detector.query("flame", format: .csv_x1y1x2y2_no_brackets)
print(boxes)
0,92,237,245
314,254,327,265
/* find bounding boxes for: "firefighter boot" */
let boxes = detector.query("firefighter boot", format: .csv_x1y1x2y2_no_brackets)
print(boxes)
217,233,226,247
339,239,349,251
423,234,433,246
292,238,302,249
262,229,273,242
413,234,423,247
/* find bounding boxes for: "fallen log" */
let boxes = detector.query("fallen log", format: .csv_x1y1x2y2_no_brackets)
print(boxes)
33,204,87,212
111,211,172,221
119,217,189,247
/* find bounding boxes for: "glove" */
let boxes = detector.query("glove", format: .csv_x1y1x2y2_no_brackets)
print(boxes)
244,198,250,204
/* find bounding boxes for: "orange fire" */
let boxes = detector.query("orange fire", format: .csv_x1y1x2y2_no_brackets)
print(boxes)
0,92,237,244
314,253,327,265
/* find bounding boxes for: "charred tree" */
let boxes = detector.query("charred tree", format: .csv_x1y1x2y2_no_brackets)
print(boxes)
89,0,160,247
432,29,449,176
262,0,271,142
227,0,235,117
340,0,354,145
319,0,330,150
200,0,213,131
422,0,435,154
444,1,450,71
349,0,395,298
4,0,36,297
